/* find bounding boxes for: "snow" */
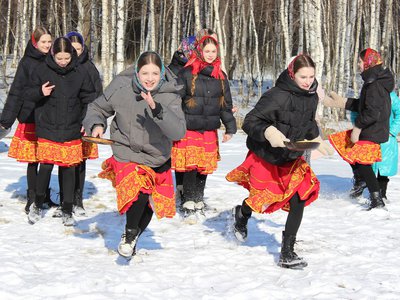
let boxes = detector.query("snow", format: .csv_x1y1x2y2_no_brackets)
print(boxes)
1,131,400,299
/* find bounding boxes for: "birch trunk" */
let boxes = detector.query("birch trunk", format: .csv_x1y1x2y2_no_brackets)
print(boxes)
298,0,304,53
149,0,156,50
382,0,393,66
32,0,38,29
249,0,261,95
194,0,201,33
140,1,147,52
115,0,125,74
171,0,178,56
280,0,291,61
2,0,12,85
369,0,380,49
101,0,111,86
62,0,67,35
213,0,226,71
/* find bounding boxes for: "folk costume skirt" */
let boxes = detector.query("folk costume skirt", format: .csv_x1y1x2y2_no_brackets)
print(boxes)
36,138,83,167
328,130,381,165
82,135,99,160
226,151,320,213
171,129,220,175
98,156,175,219
8,123,38,163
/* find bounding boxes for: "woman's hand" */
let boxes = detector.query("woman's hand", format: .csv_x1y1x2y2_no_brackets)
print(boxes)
41,81,55,96
222,133,233,143
91,125,104,138
141,91,156,109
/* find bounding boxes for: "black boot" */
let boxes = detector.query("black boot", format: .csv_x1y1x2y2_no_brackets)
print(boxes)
73,189,86,216
278,232,308,269
378,178,389,201
27,193,46,224
118,227,140,258
25,189,35,214
42,188,58,209
349,170,367,198
232,205,250,242
367,191,385,210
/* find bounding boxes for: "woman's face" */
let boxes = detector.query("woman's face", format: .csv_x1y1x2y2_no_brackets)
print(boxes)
358,57,364,72
138,63,161,91
293,67,315,90
54,52,72,68
36,34,52,54
71,42,83,56
202,43,218,63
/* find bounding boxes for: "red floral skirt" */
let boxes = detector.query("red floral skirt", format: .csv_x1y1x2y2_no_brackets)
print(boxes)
98,156,175,219
226,151,320,213
37,138,83,167
171,130,220,175
8,123,38,163
82,137,99,160
328,130,381,165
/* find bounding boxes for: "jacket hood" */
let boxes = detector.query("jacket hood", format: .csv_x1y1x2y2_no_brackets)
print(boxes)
24,40,47,60
78,47,89,64
170,50,188,67
276,69,318,96
361,65,395,93
45,51,79,75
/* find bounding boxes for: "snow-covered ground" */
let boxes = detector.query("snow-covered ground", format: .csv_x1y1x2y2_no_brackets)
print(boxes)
1,131,400,299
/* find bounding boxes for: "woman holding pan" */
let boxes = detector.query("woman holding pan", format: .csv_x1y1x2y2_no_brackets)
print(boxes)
226,54,327,269
83,51,186,259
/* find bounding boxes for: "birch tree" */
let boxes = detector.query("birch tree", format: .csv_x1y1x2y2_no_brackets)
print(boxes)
115,0,125,74
171,0,179,56
2,0,12,85
194,0,201,33
101,0,111,86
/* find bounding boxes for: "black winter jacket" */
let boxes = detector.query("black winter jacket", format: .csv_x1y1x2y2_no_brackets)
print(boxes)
78,48,103,97
24,53,96,142
168,51,187,76
243,69,320,166
346,65,394,144
177,66,237,134
0,41,46,128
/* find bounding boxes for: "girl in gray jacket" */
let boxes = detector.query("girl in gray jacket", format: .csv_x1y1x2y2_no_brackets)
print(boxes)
83,51,186,259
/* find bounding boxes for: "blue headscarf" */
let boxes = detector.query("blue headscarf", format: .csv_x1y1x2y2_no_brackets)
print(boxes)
133,51,166,93
65,31,85,50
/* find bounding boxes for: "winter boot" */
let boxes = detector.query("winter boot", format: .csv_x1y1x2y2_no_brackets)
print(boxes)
118,227,140,258
73,189,86,216
278,232,308,269
367,191,385,210
42,188,58,209
181,201,197,224
25,189,35,214
232,205,250,242
378,178,389,202
61,202,75,226
28,194,45,224
349,170,367,198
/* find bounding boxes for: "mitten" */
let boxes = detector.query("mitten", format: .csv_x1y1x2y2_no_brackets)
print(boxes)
264,126,289,148
322,91,347,109
310,136,334,156
351,127,361,143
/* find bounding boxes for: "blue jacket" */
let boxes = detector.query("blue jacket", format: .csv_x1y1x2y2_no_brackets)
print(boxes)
352,92,400,176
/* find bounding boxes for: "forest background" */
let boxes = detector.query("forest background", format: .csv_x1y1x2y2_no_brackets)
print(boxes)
1,0,399,125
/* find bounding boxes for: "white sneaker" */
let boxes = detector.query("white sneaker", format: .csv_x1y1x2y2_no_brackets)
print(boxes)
118,228,140,258
194,201,205,211
62,212,76,226
28,205,42,224
52,206,62,218
182,201,195,211
73,205,87,217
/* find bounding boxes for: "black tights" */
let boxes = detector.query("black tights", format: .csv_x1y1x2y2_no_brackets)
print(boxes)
36,164,75,212
182,170,207,202
125,193,154,235
26,163,38,191
241,192,305,236
59,161,86,196
351,163,379,193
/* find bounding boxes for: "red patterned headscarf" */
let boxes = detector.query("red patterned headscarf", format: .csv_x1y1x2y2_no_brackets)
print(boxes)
184,35,225,79
287,54,303,80
31,33,37,48
362,48,383,71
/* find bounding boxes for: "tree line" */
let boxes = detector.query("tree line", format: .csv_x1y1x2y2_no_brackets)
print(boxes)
1,0,399,103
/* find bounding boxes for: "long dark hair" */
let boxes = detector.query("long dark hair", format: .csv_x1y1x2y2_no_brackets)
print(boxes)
292,54,316,74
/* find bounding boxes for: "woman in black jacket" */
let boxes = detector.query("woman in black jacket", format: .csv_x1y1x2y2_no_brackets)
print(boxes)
25,37,96,226
171,35,237,221
227,54,323,269
49,31,103,217
324,48,394,210
0,26,55,213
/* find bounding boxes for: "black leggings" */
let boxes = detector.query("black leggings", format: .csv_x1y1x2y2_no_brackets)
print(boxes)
36,164,75,212
125,193,154,235
241,192,305,236
26,163,38,191
182,170,207,202
352,163,379,193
